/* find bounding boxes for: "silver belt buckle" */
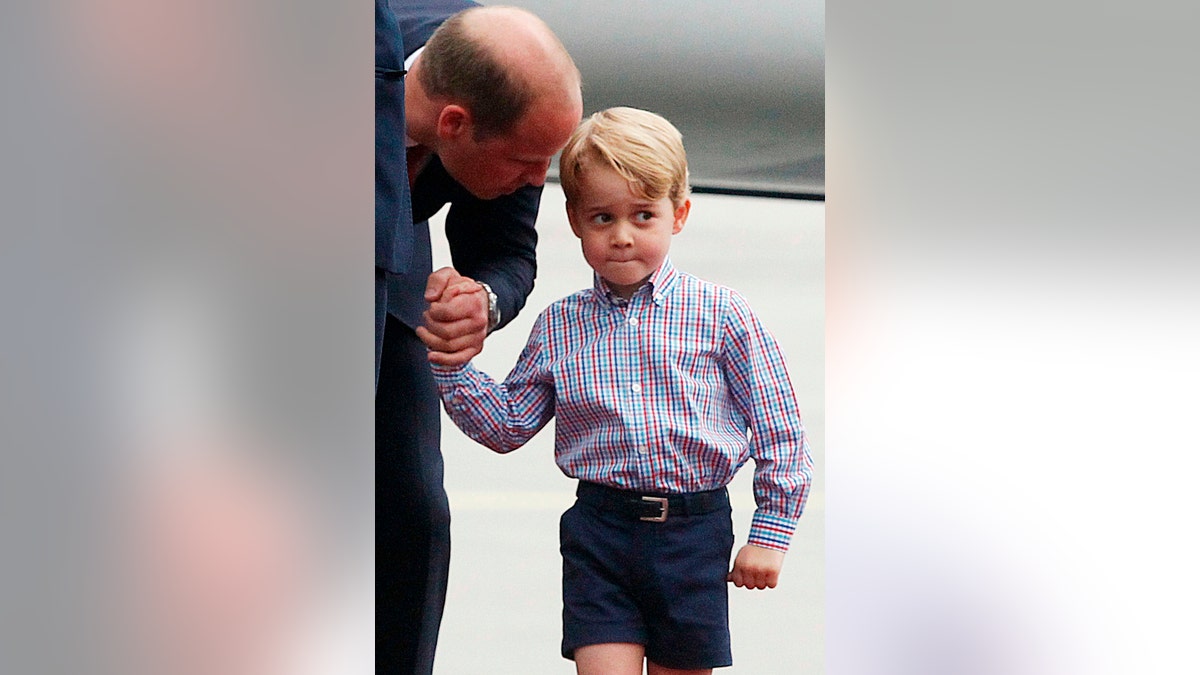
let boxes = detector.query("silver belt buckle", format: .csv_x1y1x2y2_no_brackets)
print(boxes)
640,496,669,522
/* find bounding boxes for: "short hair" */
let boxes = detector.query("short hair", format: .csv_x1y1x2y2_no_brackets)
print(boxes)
418,9,531,138
418,6,578,140
559,107,690,207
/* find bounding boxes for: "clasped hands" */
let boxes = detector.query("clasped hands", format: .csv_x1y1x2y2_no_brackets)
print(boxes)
415,266,492,367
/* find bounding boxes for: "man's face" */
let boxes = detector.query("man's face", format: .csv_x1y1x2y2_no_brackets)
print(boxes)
438,97,581,200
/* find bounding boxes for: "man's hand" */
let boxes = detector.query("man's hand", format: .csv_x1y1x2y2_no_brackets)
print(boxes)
415,267,489,367
727,544,785,590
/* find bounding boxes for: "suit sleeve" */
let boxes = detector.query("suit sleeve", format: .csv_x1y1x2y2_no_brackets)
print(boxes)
443,184,541,332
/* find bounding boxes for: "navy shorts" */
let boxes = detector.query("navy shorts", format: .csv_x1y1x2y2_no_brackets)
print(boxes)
559,482,735,670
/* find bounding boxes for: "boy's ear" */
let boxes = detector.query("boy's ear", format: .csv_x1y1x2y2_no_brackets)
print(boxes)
566,204,584,238
435,104,471,141
672,199,691,234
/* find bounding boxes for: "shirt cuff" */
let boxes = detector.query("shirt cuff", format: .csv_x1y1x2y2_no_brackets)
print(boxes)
429,362,468,383
429,362,474,415
747,511,799,553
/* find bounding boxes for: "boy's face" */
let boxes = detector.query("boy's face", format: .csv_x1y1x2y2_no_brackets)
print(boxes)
567,164,690,299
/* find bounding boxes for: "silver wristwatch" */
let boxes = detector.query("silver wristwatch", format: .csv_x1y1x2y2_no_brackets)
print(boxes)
478,281,500,333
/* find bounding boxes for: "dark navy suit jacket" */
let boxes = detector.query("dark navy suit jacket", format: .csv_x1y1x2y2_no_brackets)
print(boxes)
375,0,541,382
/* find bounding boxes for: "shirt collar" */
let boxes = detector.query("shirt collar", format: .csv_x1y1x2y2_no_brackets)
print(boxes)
403,47,426,148
591,258,680,308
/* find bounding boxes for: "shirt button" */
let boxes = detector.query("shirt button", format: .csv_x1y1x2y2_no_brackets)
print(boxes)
631,383,642,394
637,446,648,454
628,317,640,326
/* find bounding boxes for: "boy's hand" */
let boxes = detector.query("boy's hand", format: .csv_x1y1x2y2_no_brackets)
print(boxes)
416,267,489,367
727,544,785,590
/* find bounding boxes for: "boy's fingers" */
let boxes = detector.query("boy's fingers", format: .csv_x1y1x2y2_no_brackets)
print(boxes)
427,346,480,367
414,325,437,350
745,570,764,590
428,334,483,357
421,316,485,350
729,563,778,590
416,320,484,366
727,566,739,585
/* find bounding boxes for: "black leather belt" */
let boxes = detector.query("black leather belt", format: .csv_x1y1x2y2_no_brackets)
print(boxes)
576,481,729,523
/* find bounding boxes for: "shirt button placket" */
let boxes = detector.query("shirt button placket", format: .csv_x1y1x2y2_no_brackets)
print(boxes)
623,308,650,469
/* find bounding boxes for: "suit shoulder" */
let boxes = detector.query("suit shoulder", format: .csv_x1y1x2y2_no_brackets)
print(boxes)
394,0,480,53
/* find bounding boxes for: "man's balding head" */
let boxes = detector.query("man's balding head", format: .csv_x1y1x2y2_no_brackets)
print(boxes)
418,5,580,140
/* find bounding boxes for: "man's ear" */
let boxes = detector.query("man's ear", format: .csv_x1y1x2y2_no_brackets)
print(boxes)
435,104,471,141
672,199,692,234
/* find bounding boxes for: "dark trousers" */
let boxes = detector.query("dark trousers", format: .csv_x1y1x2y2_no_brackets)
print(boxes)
377,314,451,675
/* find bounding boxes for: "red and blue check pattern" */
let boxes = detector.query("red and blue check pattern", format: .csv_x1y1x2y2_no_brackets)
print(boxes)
432,258,813,552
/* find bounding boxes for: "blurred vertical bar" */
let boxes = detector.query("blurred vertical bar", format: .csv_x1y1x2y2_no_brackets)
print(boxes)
4,0,371,672
829,0,1200,673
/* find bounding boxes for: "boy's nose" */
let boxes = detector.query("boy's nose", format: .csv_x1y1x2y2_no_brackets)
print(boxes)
611,224,634,246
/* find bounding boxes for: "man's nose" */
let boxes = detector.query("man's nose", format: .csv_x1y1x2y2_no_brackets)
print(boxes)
523,160,551,187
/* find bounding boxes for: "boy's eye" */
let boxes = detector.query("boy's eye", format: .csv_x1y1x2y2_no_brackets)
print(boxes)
590,213,613,224
635,211,655,222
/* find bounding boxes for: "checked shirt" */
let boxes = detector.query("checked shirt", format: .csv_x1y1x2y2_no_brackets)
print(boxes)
431,258,813,552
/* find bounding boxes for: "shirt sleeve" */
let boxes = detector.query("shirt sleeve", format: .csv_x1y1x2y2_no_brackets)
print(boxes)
719,290,814,552
431,311,555,453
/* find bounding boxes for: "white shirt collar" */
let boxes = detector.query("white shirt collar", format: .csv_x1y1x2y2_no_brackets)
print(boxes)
403,47,425,148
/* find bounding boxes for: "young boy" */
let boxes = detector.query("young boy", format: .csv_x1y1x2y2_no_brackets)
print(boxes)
422,107,813,675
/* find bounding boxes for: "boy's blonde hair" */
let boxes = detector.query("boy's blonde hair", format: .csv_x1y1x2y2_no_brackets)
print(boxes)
559,107,690,207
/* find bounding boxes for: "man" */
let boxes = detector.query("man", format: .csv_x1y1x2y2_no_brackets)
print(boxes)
375,2,582,672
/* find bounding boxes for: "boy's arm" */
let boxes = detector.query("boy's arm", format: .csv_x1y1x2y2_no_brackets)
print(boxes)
427,305,555,453
720,290,815,555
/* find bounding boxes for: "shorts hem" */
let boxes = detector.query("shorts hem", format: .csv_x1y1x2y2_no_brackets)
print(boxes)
646,654,734,670
561,627,647,661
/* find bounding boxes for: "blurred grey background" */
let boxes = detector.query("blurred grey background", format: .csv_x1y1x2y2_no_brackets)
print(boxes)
509,0,825,198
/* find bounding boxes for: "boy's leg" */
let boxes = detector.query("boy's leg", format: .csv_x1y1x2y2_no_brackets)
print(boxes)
647,662,712,675
575,643,645,675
